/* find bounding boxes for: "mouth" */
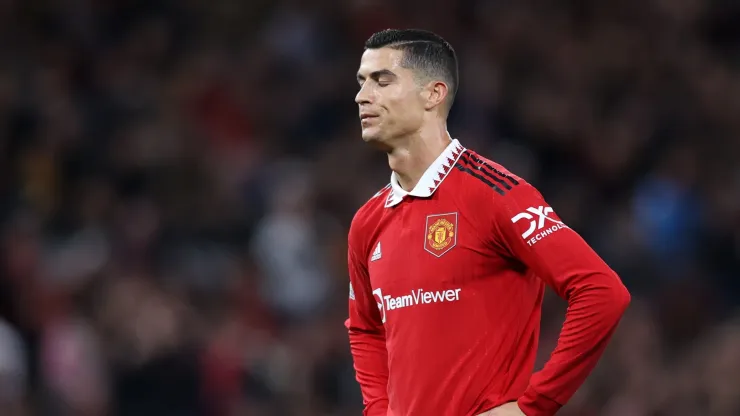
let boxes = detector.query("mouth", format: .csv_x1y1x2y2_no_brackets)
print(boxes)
360,114,378,127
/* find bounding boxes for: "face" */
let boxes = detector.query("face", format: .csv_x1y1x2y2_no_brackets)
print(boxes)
355,48,426,145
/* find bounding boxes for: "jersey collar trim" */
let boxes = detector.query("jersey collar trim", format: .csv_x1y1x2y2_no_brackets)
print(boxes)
385,139,465,208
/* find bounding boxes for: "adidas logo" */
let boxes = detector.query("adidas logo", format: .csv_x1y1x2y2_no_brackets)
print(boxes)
371,242,382,261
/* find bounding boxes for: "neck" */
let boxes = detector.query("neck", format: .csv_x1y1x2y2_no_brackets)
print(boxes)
388,121,451,192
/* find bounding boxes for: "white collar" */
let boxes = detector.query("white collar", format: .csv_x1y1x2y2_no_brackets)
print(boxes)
385,139,465,207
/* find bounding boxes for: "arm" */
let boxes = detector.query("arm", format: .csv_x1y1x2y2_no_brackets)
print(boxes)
346,242,389,416
493,183,631,416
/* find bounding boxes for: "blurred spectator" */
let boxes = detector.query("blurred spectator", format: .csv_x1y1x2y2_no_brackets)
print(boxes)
250,158,338,326
0,318,27,416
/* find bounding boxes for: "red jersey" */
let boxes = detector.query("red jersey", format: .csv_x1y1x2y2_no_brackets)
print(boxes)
346,139,630,416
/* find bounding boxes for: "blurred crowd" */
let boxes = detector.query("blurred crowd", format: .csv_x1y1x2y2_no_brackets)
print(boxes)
0,0,738,415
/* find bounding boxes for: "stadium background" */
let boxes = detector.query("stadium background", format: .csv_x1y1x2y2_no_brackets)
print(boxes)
0,0,738,415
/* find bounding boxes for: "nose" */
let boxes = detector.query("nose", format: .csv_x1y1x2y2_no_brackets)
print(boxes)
355,83,371,105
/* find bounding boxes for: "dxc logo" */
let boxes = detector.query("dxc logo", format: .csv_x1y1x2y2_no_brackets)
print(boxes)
511,206,564,239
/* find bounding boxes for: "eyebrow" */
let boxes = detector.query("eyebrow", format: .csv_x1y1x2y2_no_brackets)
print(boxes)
357,69,397,82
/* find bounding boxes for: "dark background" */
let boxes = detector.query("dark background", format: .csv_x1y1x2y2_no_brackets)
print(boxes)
0,0,738,415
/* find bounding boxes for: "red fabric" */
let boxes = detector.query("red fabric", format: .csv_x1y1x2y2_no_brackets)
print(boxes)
345,245,389,416
346,148,630,416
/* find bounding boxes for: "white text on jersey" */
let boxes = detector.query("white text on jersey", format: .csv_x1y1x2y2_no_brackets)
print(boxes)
372,287,462,323
511,205,568,246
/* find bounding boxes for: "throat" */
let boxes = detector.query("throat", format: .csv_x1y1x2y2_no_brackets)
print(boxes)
387,137,452,192
388,149,421,192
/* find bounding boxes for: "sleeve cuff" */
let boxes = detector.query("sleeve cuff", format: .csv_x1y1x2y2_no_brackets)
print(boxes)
517,385,562,416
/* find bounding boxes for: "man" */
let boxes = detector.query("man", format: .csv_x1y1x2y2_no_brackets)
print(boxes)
345,28,631,416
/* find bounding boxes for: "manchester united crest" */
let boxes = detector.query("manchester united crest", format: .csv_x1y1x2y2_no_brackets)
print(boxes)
424,212,458,257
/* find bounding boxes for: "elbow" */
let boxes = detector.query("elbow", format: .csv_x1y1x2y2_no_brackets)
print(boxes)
607,274,631,317
573,269,631,317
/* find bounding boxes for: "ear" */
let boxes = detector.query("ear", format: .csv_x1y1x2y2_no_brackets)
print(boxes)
423,81,449,111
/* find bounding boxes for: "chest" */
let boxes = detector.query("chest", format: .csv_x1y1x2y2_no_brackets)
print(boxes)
366,202,495,294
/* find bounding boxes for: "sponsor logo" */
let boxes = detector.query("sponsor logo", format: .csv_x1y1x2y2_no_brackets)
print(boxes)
371,242,382,261
511,205,568,246
424,212,458,257
372,287,462,323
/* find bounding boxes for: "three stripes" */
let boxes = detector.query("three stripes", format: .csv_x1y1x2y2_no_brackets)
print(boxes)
455,151,519,195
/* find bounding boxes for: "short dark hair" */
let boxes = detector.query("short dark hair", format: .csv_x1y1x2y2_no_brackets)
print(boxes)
365,28,459,112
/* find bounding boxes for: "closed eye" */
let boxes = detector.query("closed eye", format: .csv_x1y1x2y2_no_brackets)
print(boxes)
357,69,397,87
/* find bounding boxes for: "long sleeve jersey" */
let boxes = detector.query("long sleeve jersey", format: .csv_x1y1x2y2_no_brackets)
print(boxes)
346,139,630,416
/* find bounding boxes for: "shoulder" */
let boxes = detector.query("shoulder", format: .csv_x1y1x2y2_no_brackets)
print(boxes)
348,183,391,250
452,148,554,223
453,148,529,198
455,149,559,232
